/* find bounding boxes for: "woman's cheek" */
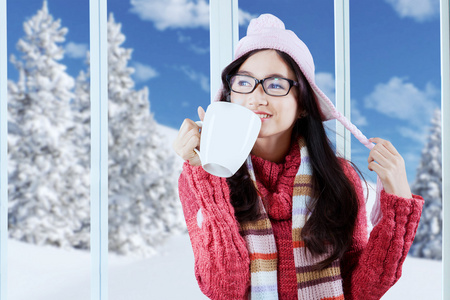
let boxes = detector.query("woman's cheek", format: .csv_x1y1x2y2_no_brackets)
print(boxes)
230,96,245,106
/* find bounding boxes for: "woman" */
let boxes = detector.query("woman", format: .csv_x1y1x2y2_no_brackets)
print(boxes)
173,14,423,300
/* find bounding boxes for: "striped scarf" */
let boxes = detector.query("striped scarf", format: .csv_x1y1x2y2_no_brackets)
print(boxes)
239,138,344,300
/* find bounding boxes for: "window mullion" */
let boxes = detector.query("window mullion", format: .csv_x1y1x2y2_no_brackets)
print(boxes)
0,0,8,298
334,0,351,159
441,0,450,299
89,0,108,299
209,0,239,103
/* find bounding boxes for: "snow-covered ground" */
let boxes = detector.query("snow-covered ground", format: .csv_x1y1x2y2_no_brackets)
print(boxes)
6,126,442,299
6,179,442,300
7,234,442,300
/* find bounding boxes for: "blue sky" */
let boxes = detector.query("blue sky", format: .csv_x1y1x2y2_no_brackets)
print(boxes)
7,0,441,183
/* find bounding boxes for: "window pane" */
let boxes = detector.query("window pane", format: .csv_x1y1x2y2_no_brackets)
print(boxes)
105,0,207,298
102,2,335,299
350,1,442,298
239,2,337,145
7,1,91,299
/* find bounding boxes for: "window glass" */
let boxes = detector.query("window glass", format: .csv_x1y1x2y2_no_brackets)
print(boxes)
103,1,334,299
7,1,91,299
106,0,208,298
239,1,337,144
350,1,442,298
3,1,444,299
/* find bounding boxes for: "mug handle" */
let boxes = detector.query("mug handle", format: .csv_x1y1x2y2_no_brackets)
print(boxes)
193,121,203,162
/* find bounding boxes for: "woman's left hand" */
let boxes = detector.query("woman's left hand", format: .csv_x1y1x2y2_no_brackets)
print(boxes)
368,137,413,199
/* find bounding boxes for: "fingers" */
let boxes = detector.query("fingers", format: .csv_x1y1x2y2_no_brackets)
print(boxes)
176,118,192,139
198,106,206,122
367,138,401,166
369,137,399,156
368,138,396,176
367,137,412,198
172,118,202,166
172,106,207,167
367,144,390,170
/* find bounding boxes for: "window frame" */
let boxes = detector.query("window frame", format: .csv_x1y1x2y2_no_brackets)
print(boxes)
209,0,239,103
440,0,450,298
0,0,7,297
0,0,448,299
335,0,352,160
89,0,108,299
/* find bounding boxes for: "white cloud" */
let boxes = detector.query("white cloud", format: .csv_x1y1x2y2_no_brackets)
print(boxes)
177,32,209,54
364,77,438,122
189,44,209,55
132,62,159,82
315,72,367,126
351,101,368,127
315,72,335,103
384,0,439,22
65,42,88,59
364,77,439,144
179,66,209,93
130,0,254,30
177,32,192,43
397,126,428,143
130,0,209,30
239,9,257,26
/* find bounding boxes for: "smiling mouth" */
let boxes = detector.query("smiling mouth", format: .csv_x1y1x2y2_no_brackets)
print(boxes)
256,114,272,119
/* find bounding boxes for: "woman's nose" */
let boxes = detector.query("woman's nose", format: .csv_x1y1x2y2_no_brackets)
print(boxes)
248,84,268,106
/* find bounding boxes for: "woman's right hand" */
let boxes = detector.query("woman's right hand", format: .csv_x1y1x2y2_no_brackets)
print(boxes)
172,106,206,166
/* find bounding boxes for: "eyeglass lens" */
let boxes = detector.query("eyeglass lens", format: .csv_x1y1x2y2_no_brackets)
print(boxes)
229,75,292,96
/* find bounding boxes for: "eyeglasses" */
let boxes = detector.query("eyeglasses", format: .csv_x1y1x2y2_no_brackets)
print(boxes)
226,74,298,97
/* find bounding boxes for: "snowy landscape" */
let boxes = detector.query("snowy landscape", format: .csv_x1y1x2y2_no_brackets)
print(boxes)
4,1,443,300
7,3,186,258
6,233,443,300
6,126,442,300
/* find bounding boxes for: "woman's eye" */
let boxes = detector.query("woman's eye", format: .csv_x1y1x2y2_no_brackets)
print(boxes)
238,80,251,87
267,83,285,89
266,78,288,90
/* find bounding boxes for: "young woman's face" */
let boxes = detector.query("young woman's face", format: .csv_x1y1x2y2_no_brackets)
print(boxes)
230,50,300,141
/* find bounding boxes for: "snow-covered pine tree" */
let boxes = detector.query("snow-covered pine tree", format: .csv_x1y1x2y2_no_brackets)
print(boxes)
69,53,92,249
72,53,91,170
106,14,184,256
409,109,442,260
8,0,89,249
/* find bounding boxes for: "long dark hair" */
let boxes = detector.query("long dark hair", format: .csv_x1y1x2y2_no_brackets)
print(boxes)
221,49,361,270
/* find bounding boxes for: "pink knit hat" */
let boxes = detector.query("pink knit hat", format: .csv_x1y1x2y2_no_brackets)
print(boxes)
215,14,383,225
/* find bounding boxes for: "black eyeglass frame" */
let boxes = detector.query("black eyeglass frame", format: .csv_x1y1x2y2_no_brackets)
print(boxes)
226,74,299,97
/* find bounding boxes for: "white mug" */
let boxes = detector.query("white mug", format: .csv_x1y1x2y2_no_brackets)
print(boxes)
194,102,261,178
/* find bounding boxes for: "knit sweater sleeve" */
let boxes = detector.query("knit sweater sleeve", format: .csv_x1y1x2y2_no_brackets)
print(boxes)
178,162,250,299
340,163,424,300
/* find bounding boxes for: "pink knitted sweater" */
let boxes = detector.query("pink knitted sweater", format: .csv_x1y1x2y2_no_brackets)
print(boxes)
178,142,424,300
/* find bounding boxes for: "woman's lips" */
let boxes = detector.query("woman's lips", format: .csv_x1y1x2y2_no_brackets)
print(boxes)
253,111,272,120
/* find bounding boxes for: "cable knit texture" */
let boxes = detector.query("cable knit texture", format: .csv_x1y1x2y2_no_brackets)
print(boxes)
178,141,424,300
214,13,383,221
250,141,299,221
251,142,299,297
